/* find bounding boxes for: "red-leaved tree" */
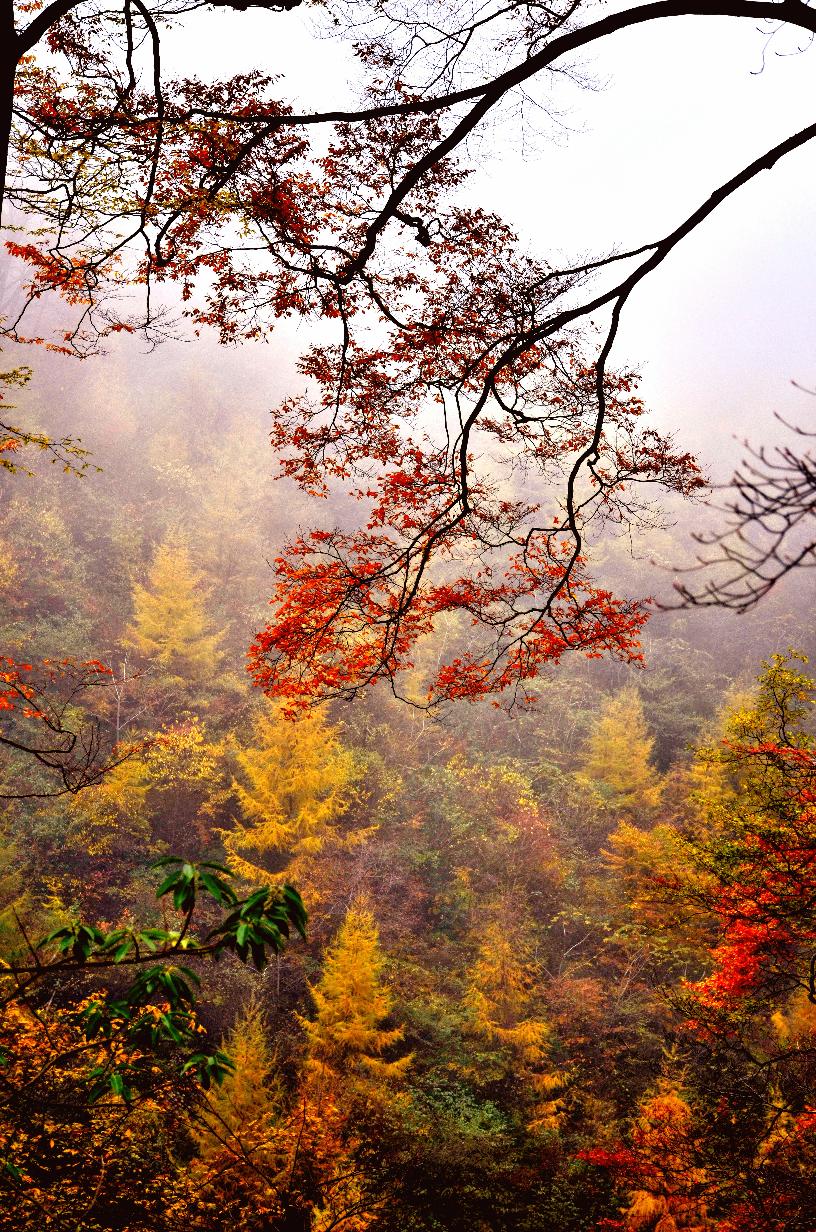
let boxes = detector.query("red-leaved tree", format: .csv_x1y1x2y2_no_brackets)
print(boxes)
5,0,816,705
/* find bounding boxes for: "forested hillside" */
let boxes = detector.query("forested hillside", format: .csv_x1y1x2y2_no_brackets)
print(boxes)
3,354,816,1230
4,0,816,1227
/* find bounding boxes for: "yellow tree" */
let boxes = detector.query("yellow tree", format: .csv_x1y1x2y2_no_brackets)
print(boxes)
125,539,222,693
686,655,814,829
166,1000,290,1231
62,756,150,853
47,756,153,915
0,826,30,957
292,903,409,1232
464,901,564,1132
191,997,283,1166
223,701,364,891
302,901,410,1095
602,819,712,965
578,686,662,817
177,995,374,1232
50,719,229,877
142,718,230,847
622,1079,712,1232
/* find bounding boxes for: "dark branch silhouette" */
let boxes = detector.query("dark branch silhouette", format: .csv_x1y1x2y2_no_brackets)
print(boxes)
673,405,816,611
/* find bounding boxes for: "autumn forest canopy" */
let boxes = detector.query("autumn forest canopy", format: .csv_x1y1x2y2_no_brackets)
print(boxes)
3,0,816,1228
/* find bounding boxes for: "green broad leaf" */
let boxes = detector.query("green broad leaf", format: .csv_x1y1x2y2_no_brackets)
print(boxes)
39,925,73,948
282,885,308,937
135,928,169,951
180,1052,207,1074
199,861,234,877
159,969,195,1006
156,872,182,899
81,1005,105,1038
109,1071,132,1102
159,1012,183,1044
100,928,127,947
172,885,190,911
256,922,283,949
199,871,237,906
175,965,201,987
151,855,185,869
242,889,270,914
183,1049,235,1089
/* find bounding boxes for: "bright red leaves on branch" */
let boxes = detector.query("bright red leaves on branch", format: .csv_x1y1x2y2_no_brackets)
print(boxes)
5,1,707,709
250,338,703,709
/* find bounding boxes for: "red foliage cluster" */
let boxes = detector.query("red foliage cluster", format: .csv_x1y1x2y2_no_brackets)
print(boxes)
251,337,702,708
687,740,816,1019
0,655,111,714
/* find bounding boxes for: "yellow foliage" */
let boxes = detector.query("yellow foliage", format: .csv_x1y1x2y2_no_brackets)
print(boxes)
603,820,711,954
125,538,222,689
0,534,18,594
223,702,365,889
0,999,173,1227
465,918,548,1058
578,686,662,817
193,997,283,1163
0,826,31,957
144,718,224,795
690,654,815,828
685,685,755,823
142,718,230,845
753,1090,796,1171
60,720,230,859
770,990,816,1049
302,901,410,1096
62,754,151,859
464,905,565,1131
623,1082,712,1231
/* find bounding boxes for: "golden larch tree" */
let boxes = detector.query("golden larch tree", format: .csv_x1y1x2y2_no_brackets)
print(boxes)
578,686,662,817
176,999,294,1231
192,997,282,1162
302,901,410,1095
623,1080,712,1232
290,903,409,1232
223,701,364,890
464,902,564,1132
126,539,222,691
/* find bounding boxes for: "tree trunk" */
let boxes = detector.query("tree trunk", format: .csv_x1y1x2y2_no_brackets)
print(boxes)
0,4,17,219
